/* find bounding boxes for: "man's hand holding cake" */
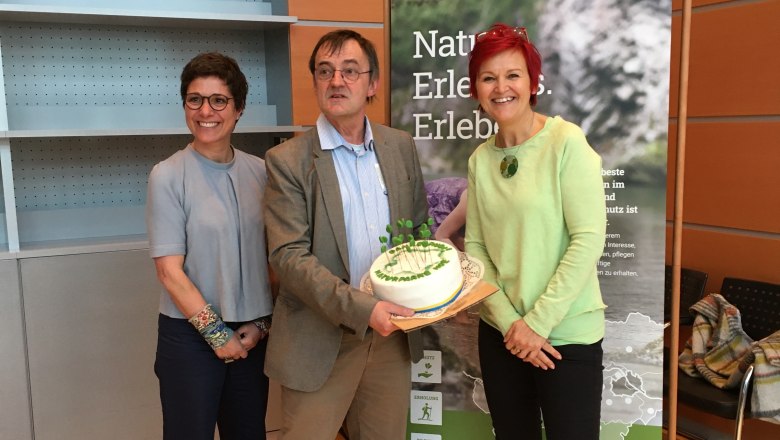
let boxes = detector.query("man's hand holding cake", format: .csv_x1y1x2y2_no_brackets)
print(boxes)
368,301,415,336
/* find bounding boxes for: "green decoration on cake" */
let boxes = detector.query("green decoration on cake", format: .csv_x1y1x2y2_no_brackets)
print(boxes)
375,239,450,278
375,216,445,273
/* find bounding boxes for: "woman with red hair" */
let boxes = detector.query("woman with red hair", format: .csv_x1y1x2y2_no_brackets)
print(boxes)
464,23,607,439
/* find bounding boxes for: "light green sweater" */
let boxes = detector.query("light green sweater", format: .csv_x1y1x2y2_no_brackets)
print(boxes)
465,116,607,346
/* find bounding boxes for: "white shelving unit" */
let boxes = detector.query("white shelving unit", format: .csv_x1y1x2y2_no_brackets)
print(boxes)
0,2,296,29
0,0,303,255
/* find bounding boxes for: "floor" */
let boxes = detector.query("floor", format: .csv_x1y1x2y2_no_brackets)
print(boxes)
264,421,775,439
268,430,697,440
269,433,698,440
266,431,346,440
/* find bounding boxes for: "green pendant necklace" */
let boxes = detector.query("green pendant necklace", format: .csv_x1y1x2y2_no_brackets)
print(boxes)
498,112,534,179
499,153,519,178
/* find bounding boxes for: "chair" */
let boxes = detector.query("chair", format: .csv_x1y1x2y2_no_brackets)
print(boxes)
675,277,780,440
664,265,709,326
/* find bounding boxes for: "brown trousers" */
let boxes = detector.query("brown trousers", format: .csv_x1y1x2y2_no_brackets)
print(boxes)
280,329,411,440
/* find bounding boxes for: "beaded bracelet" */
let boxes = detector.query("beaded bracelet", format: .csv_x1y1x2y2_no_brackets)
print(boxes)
252,315,272,339
188,304,234,349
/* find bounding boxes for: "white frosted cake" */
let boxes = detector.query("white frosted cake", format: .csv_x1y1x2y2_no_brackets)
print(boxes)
369,240,464,312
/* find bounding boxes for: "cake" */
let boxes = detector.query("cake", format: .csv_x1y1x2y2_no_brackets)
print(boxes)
369,240,464,312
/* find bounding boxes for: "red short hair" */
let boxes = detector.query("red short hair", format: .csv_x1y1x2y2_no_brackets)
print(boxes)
468,23,543,106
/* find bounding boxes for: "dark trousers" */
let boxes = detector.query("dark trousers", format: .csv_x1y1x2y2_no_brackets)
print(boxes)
155,314,269,440
478,319,603,440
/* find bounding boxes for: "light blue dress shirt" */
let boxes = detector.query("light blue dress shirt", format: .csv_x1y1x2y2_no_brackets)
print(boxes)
317,114,391,288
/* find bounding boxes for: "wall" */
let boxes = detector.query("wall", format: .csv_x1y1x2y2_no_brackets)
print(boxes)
2,0,775,438
667,0,780,289
288,0,387,126
667,0,780,437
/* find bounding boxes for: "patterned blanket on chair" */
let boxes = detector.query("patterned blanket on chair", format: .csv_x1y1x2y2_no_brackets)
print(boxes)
743,331,780,422
679,293,780,423
679,293,753,389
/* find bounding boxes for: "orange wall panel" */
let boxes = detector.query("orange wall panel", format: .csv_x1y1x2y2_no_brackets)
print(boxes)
289,25,387,126
289,0,383,23
680,121,780,232
686,1,780,116
665,226,780,294
667,120,780,232
670,2,780,117
672,0,735,10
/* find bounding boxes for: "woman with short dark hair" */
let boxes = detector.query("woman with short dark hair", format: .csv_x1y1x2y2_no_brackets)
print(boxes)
147,52,272,440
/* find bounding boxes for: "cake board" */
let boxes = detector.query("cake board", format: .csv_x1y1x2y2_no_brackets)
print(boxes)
389,279,498,332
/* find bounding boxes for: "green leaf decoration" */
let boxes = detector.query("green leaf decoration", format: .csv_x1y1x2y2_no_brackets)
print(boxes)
379,236,388,243
427,217,434,226
397,219,404,229
381,244,387,252
386,224,393,234
404,219,413,228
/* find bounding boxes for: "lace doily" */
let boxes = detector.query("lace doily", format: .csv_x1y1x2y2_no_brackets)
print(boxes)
360,252,484,319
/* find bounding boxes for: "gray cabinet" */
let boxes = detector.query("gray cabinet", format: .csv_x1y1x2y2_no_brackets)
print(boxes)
0,1,294,437
0,0,301,254
0,259,32,440
21,250,160,440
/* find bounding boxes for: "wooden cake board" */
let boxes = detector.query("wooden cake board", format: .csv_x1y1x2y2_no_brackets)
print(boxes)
390,280,499,332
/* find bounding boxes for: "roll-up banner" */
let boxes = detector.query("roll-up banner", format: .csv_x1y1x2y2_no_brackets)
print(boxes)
391,1,671,438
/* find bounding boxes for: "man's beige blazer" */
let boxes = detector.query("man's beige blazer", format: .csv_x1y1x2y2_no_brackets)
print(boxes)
263,123,427,392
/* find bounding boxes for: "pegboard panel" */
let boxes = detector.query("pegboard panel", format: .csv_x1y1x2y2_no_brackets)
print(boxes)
0,21,276,130
10,132,283,243
12,136,183,210
11,133,280,211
